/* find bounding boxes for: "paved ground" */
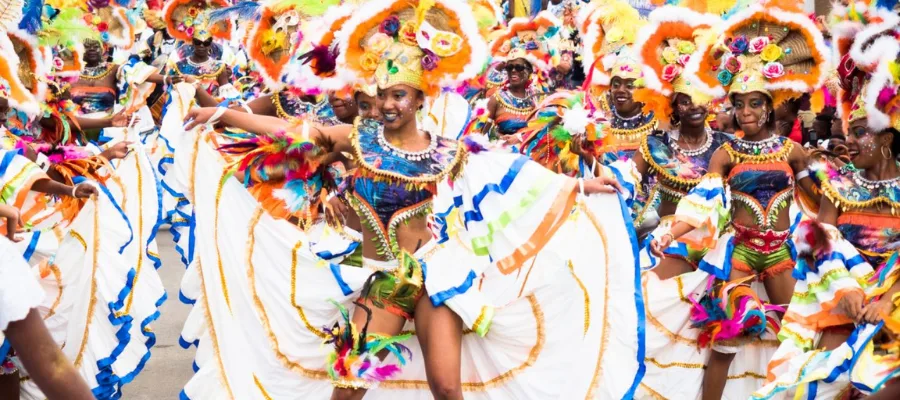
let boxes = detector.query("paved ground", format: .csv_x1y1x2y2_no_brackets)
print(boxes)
124,231,195,399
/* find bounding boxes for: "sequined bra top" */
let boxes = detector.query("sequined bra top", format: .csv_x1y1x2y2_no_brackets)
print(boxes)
723,136,794,229
274,92,341,126
348,119,465,259
173,59,225,94
596,98,657,165
494,89,536,136
641,129,730,203
71,86,117,115
816,162,900,266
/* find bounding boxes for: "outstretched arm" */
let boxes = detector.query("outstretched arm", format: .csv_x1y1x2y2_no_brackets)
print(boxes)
5,310,95,400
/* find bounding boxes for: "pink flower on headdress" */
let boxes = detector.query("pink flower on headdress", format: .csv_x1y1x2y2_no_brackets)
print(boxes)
877,86,897,108
421,49,439,71
677,54,691,66
186,27,195,37
97,22,109,32
724,56,742,74
762,62,785,79
499,42,511,53
661,64,682,82
748,37,769,53
53,57,64,70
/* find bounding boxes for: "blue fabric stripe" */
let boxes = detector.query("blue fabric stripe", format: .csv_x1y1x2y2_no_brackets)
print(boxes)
0,150,18,176
429,270,478,307
329,263,354,296
457,156,530,228
22,231,40,261
617,192,647,399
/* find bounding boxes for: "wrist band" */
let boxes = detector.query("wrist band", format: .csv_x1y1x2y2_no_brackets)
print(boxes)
795,170,809,180
208,107,228,125
241,104,253,114
71,185,78,198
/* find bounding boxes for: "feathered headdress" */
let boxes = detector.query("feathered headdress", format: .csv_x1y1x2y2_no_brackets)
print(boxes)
488,11,563,73
632,5,721,121
579,0,645,87
337,0,488,97
287,2,356,92
87,2,137,50
0,32,40,116
163,0,232,42
685,0,830,108
6,28,50,112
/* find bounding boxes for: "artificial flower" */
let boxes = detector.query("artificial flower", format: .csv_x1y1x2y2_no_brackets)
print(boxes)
360,51,379,71
430,32,462,57
519,31,537,43
399,21,418,46
366,33,393,55
661,64,682,82
761,62,785,79
53,57,64,70
421,49,439,71
677,54,691,66
525,41,539,51
184,17,193,27
185,27,194,37
606,26,624,43
188,7,199,17
676,41,695,54
499,41,511,54
748,37,770,53
97,22,108,32
661,47,679,64
760,44,783,62
717,70,734,86
728,35,749,54
724,56,742,74
380,15,401,36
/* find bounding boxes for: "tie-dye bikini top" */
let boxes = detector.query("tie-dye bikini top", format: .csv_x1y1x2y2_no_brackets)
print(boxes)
722,135,794,229
348,118,465,259
273,91,341,126
71,86,117,115
493,89,536,136
641,129,731,204
813,161,900,266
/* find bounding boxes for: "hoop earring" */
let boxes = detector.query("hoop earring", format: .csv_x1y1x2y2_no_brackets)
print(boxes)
882,146,893,159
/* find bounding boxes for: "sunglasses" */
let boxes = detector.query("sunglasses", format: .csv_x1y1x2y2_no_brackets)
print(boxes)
193,39,213,47
504,64,528,73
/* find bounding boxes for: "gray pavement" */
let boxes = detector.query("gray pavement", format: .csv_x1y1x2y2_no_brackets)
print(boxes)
125,230,196,399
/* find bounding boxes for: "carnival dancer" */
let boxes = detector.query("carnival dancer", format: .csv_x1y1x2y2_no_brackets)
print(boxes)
647,1,829,398
480,11,562,140
174,1,644,398
751,3,900,397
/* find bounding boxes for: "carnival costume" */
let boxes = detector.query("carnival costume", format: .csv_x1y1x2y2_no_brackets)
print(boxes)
169,1,645,398
636,1,829,398
752,3,900,397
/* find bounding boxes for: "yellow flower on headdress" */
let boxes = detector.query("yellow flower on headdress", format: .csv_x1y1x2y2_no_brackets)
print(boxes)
367,33,393,55
399,21,419,46
676,41,695,55
429,32,462,57
760,44,783,63
360,52,380,72
606,26,624,44
662,47,679,64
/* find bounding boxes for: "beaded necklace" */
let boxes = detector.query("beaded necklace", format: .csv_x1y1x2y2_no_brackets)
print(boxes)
732,134,783,156
669,127,714,157
497,89,536,115
80,63,114,81
852,163,900,193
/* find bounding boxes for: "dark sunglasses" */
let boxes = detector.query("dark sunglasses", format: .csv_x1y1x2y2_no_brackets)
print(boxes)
505,64,528,73
193,39,213,47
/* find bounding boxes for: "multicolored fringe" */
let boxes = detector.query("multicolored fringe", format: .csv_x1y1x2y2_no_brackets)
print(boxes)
689,276,785,348
518,91,599,176
323,300,412,389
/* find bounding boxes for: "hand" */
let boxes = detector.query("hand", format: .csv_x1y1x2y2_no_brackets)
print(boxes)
183,107,219,131
650,234,674,258
582,175,623,195
183,75,198,84
169,75,185,85
860,298,893,324
837,290,865,322
111,112,138,128
73,183,98,199
570,136,587,157
325,196,348,226
101,141,132,161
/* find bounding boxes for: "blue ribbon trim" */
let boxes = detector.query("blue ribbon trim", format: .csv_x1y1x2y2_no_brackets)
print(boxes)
329,263,354,296
22,231,41,262
617,192,647,400
429,270,478,307
456,155,529,229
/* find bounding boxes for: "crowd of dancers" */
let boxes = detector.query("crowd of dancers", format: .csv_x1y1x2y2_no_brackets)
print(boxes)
0,0,899,399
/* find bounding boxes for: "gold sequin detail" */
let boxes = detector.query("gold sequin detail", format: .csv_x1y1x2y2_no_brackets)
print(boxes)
73,201,100,368
580,203,610,399
253,374,273,400
214,170,232,313
42,264,63,320
196,256,237,397
125,155,145,313
568,260,591,335
646,357,704,369
287,237,328,339
639,383,668,400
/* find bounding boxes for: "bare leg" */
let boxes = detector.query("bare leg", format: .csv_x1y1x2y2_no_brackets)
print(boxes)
414,293,464,400
701,268,753,400
651,257,695,280
5,309,93,400
330,302,406,400
761,268,796,307
867,379,900,400
817,326,852,351
0,370,19,399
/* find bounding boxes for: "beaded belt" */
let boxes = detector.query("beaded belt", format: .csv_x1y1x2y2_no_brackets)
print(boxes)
732,223,789,255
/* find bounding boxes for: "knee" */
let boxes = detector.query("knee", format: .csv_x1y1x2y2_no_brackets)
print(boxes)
429,380,463,400
330,387,361,400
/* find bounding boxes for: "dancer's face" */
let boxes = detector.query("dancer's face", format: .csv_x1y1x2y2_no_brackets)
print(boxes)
378,84,423,131
83,40,103,64
732,92,770,136
673,93,707,129
609,77,638,116
504,59,531,89
328,93,357,121
355,92,382,122
715,109,734,133
192,38,213,59
846,118,891,169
